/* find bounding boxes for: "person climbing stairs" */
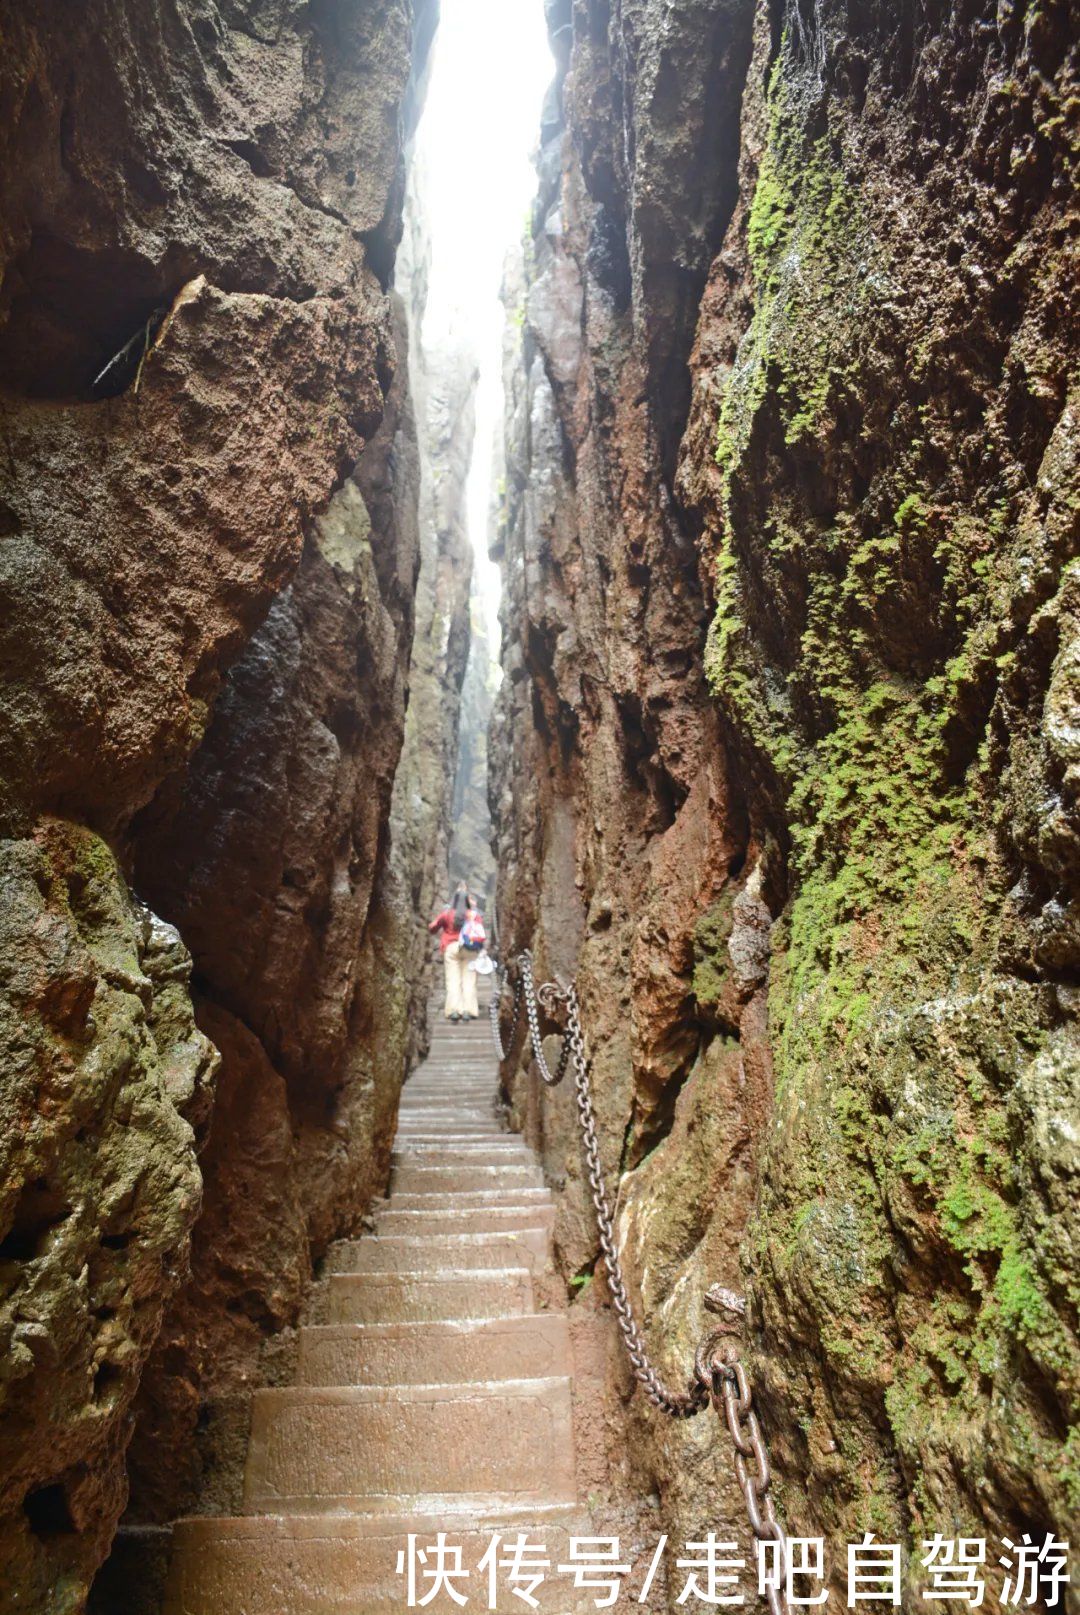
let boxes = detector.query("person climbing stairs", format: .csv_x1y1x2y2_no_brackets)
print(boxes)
163,992,597,1612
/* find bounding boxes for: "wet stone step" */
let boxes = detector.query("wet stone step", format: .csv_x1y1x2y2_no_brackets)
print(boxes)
387,1187,552,1211
403,1091,498,1101
398,1094,497,1106
396,1107,499,1123
326,1267,534,1325
391,1146,532,1168
394,1131,527,1145
165,1511,596,1614
395,1118,500,1129
393,1129,511,1142
399,1087,496,1098
242,1377,577,1513
393,1124,529,1136
296,1312,571,1387
162,979,588,1615
392,1164,545,1194
375,1205,555,1237
328,1227,551,1275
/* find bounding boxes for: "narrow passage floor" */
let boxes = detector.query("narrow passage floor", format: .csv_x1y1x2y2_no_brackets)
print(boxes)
164,992,596,1612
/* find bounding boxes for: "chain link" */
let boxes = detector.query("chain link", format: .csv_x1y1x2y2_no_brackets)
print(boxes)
714,1344,789,1614
512,958,707,1416
520,951,572,1086
498,947,791,1607
489,964,523,1063
567,981,711,1417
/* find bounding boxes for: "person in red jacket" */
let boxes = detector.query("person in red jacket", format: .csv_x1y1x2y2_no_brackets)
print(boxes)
429,883,478,1021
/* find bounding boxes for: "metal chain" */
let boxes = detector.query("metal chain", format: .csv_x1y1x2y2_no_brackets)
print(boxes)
520,967,707,1416
489,965,523,1063
502,947,791,1607
711,1343,790,1615
519,950,571,1086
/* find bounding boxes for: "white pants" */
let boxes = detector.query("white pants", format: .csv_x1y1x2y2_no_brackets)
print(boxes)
443,943,479,1018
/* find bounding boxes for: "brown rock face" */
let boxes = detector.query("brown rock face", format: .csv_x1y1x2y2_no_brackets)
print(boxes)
389,331,477,1045
0,0,417,837
490,0,762,1573
449,603,497,906
492,0,1077,1604
0,0,440,1607
387,162,478,1049
120,325,421,1538
0,823,216,1613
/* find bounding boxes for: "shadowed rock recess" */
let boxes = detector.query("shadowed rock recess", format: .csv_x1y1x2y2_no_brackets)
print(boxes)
0,0,477,1609
491,0,1078,1607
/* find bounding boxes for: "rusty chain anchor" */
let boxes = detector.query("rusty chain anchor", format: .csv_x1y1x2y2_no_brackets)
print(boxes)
490,952,790,1612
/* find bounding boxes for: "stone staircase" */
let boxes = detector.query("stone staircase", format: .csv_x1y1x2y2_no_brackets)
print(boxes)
163,998,593,1613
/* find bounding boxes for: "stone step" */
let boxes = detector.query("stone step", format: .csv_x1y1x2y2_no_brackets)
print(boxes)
392,1163,544,1194
328,1227,551,1275
398,1090,495,1103
401,1076,494,1087
400,1085,493,1098
394,1121,500,1136
394,1131,524,1146
375,1205,554,1237
387,1187,552,1211
165,1510,595,1614
404,1067,493,1074
297,1313,570,1387
242,1378,577,1513
393,1117,500,1130
396,1107,498,1124
326,1268,533,1325
392,1145,531,1168
410,1053,494,1061
398,1094,496,1107
409,1052,494,1060
401,1095,496,1106
394,1129,510,1143
398,1101,502,1110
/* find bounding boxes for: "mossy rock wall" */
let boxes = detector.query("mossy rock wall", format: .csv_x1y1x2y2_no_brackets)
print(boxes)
690,1,1078,1570
492,0,1078,1603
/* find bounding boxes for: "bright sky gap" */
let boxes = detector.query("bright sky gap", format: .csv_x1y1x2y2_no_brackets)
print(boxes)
409,0,555,649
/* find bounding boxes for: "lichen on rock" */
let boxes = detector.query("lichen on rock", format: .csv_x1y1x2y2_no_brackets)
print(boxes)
491,0,1079,1602
0,821,215,1609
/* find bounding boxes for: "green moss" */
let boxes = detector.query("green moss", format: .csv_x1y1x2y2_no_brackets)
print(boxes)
714,64,870,491
1062,1427,1080,1512
701,29,1078,1549
690,891,737,1011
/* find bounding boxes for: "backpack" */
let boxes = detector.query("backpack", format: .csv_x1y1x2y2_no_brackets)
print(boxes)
460,913,486,952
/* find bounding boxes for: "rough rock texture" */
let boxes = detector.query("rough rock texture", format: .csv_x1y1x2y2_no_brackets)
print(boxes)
449,599,498,908
489,0,761,1572
492,0,1078,1605
0,0,436,1607
0,824,217,1615
116,284,424,1549
387,156,478,1048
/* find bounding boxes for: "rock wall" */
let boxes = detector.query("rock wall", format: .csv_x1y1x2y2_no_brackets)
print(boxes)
0,1,439,1608
491,0,1078,1604
388,154,478,1042
114,286,424,1547
449,598,497,909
